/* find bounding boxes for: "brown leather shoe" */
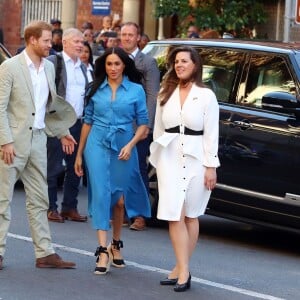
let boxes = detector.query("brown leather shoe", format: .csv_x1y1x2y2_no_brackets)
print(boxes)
130,217,146,231
0,255,3,270
48,210,65,223
36,253,76,269
60,209,87,222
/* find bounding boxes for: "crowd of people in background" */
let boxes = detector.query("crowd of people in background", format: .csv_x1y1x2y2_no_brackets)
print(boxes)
13,17,238,60
16,16,152,60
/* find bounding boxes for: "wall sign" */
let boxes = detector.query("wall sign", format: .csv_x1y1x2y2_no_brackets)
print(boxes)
92,0,111,15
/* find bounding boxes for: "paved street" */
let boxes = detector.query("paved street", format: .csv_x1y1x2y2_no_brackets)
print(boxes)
0,185,299,300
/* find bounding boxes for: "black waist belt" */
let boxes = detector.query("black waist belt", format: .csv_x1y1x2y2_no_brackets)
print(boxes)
165,126,203,136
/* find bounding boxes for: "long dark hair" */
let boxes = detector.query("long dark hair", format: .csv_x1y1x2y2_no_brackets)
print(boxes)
83,41,94,68
159,46,205,106
86,47,142,102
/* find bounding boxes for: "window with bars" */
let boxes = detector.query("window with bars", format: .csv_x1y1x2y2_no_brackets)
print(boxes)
21,0,62,35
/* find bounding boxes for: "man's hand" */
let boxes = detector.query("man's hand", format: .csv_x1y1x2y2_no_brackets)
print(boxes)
60,134,77,154
0,143,16,165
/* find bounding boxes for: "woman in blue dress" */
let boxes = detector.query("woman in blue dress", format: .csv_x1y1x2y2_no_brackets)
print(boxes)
74,47,151,275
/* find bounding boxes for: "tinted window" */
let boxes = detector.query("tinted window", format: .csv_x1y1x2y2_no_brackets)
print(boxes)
144,45,244,102
199,48,244,102
237,54,296,108
143,44,170,80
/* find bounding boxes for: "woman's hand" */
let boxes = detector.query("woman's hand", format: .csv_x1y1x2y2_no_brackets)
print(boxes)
118,144,133,161
74,155,84,177
204,167,217,191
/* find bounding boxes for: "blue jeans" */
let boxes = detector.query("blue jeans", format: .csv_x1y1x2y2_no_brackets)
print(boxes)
47,119,82,212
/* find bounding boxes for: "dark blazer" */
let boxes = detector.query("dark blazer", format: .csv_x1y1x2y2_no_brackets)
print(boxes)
134,50,160,130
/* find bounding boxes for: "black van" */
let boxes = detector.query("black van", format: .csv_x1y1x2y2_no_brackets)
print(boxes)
143,39,300,232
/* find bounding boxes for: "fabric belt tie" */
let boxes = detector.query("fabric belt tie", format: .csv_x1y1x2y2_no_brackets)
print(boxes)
165,126,203,136
100,124,128,151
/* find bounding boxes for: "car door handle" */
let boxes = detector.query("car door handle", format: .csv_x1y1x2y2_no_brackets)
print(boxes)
232,120,253,129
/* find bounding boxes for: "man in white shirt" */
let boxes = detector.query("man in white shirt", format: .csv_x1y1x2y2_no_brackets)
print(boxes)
47,28,88,223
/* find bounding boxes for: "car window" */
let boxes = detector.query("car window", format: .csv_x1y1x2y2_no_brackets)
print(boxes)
200,48,244,103
143,45,244,102
237,54,296,108
142,44,170,80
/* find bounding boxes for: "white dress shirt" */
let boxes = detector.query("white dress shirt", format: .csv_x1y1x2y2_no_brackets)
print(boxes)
24,50,49,129
86,63,94,83
130,47,139,59
62,51,86,118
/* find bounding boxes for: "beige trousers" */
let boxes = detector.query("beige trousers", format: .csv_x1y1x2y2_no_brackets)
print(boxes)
0,130,55,258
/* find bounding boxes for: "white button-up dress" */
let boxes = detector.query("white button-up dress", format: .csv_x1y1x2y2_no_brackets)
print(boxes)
149,84,220,221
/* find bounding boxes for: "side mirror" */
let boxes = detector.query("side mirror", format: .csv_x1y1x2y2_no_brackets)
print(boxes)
262,91,300,116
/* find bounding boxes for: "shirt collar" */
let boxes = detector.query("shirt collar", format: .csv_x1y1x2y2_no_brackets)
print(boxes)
87,63,93,71
23,49,45,69
100,76,130,91
62,51,81,67
129,47,139,59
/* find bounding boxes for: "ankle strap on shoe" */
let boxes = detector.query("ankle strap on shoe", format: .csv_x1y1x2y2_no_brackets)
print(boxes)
95,246,108,262
112,239,123,250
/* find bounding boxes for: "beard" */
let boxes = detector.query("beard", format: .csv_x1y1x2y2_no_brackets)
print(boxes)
34,47,50,58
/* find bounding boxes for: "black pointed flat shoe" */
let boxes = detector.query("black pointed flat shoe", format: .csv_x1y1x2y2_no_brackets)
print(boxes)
160,277,178,285
174,273,191,292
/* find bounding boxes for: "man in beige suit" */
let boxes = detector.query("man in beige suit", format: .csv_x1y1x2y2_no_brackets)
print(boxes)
0,21,77,270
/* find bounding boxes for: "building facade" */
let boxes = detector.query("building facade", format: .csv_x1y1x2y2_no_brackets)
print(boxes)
0,0,157,54
0,0,300,54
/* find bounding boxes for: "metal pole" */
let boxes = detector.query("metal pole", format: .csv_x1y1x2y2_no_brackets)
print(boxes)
157,17,165,40
283,0,292,42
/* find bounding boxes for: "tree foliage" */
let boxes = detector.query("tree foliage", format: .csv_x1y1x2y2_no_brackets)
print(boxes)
152,0,190,18
152,0,268,38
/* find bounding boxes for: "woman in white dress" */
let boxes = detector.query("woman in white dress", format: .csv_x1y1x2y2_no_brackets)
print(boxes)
149,46,220,292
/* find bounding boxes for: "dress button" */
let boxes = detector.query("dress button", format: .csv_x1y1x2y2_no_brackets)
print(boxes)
29,127,32,130
32,113,35,116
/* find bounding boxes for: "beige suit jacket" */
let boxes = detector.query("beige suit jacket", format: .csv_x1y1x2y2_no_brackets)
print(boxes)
0,51,77,154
